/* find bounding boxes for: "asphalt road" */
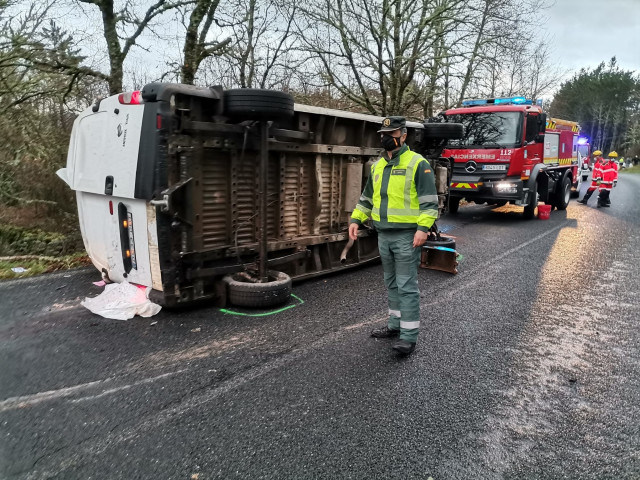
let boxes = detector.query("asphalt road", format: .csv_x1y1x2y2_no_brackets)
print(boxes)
2,173,639,479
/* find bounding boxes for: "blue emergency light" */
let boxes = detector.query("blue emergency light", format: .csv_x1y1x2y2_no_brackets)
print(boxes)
461,99,489,106
578,136,589,145
462,95,533,107
494,96,526,104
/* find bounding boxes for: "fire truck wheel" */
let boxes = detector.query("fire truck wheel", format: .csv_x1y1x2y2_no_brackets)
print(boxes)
224,89,295,121
224,270,292,308
523,181,538,219
423,123,464,140
552,175,571,210
448,196,461,214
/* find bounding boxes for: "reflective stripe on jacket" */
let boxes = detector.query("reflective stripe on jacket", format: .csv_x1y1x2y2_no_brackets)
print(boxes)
351,145,438,232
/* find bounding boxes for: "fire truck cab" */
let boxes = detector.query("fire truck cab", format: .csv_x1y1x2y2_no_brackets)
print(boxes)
441,96,580,219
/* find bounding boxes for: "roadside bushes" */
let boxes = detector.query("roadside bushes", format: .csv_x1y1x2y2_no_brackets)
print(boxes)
0,224,84,257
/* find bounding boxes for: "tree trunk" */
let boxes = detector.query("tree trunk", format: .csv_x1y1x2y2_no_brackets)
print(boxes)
181,0,226,85
239,0,256,88
181,0,210,85
98,0,125,94
423,17,445,118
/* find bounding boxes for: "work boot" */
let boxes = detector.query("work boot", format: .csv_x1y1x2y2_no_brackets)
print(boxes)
392,340,416,355
603,190,611,206
371,326,400,338
577,190,593,204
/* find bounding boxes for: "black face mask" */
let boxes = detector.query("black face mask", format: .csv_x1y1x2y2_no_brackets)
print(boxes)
381,134,401,151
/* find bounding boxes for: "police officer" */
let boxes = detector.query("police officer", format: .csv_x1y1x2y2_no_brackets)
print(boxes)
349,116,439,355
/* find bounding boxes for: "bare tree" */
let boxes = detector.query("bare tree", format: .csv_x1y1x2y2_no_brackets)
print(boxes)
413,0,469,117
0,1,104,212
201,0,299,90
74,0,192,94
524,41,564,99
294,0,463,116
179,0,230,84
453,0,551,105
1,1,105,114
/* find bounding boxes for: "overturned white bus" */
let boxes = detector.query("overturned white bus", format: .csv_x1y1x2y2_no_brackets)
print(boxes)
58,83,461,308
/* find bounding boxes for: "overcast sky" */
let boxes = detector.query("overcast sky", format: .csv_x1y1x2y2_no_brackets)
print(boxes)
542,0,640,77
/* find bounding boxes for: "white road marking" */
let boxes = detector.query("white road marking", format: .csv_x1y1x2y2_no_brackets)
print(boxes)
69,370,185,403
0,379,111,413
0,370,185,412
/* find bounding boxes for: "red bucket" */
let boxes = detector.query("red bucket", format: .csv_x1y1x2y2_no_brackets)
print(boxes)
538,204,551,220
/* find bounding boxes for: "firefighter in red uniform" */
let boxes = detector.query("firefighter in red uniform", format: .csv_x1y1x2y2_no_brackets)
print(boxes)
598,151,619,207
578,150,604,205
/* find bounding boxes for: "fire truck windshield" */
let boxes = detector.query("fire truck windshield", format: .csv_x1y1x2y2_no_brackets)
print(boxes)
446,111,522,148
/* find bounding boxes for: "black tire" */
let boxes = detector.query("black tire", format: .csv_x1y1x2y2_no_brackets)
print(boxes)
423,123,464,140
224,270,292,308
424,235,456,250
224,89,294,121
553,175,571,210
523,181,538,219
448,196,461,214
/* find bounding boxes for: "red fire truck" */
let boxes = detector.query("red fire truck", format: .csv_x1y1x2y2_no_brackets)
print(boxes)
441,96,581,219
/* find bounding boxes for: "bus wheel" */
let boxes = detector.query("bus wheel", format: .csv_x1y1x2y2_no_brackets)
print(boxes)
223,270,292,308
224,89,294,122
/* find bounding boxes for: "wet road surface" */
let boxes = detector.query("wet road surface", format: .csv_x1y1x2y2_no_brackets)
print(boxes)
1,173,639,479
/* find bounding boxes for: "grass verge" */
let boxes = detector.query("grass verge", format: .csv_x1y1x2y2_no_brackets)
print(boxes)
0,221,89,280
0,253,92,280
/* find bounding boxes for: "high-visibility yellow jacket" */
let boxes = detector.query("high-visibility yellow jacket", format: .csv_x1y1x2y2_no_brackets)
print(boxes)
350,145,439,232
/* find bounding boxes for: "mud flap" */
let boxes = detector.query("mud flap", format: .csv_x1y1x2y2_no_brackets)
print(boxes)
420,246,458,274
